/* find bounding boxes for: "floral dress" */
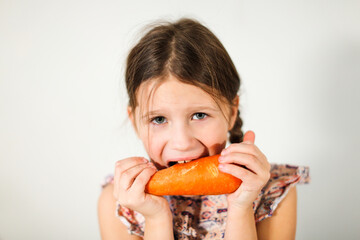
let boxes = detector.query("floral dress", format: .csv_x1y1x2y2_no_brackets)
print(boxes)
101,164,310,239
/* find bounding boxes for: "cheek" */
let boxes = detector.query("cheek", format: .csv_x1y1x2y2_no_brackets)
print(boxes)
198,128,227,156
197,119,229,145
140,127,167,159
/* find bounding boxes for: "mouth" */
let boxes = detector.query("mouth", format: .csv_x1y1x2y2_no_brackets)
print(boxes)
167,154,208,167
168,159,192,167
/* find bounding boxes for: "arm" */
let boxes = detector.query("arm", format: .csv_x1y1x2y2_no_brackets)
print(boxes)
143,210,174,239
224,205,258,240
98,183,141,240
98,157,175,240
224,186,297,240
256,186,297,240
219,131,270,239
98,183,175,240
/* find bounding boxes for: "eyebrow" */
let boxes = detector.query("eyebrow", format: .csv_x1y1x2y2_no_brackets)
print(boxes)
141,106,220,119
141,110,163,119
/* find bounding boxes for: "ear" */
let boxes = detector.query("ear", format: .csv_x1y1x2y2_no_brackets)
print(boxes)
228,95,239,131
127,106,138,135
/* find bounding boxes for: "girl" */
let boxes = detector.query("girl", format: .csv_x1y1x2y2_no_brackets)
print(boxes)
98,18,310,240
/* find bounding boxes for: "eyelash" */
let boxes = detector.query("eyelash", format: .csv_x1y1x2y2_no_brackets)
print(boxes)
150,112,208,125
192,112,208,120
150,116,167,125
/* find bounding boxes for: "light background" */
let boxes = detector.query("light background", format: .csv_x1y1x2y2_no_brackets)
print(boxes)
1,0,359,239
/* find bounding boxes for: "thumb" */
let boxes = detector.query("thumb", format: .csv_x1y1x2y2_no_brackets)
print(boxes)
243,130,255,144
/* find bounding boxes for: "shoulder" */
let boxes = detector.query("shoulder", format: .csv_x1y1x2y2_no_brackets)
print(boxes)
256,186,297,240
98,183,142,240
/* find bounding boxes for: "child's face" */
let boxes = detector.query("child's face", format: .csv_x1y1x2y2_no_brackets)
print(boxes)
129,75,238,169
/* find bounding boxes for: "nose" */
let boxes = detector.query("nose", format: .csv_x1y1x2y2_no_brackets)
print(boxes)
169,122,196,151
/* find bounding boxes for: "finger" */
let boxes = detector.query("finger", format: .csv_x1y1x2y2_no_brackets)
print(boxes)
243,130,255,144
114,157,148,187
119,162,154,190
218,152,263,175
130,166,157,194
221,149,269,170
115,157,149,174
222,143,262,160
218,163,258,183
219,163,270,192
114,162,149,198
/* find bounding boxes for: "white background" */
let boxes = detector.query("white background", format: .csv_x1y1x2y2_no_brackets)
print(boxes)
1,0,359,239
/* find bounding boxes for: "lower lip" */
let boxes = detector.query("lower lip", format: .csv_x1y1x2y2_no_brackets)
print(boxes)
167,157,198,162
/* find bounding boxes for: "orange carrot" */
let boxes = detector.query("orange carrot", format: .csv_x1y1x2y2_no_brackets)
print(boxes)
145,154,242,195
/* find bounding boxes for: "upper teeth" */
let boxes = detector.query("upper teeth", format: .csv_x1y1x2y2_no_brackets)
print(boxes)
178,160,191,163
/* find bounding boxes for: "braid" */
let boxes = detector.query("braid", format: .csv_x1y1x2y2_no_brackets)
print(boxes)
229,110,244,143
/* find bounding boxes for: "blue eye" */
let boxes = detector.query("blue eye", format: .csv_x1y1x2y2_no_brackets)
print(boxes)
192,112,207,120
151,116,167,124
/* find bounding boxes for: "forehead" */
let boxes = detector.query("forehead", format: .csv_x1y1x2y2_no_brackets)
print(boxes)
136,76,220,111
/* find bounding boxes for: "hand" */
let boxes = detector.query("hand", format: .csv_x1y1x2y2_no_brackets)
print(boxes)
218,130,271,210
113,157,171,219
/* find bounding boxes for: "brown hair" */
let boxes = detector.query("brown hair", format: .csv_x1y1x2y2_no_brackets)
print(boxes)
125,18,244,143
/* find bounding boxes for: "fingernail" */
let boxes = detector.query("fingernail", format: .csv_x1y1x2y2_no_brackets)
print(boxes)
146,162,156,168
221,149,227,155
218,164,225,170
218,156,224,162
143,158,148,163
